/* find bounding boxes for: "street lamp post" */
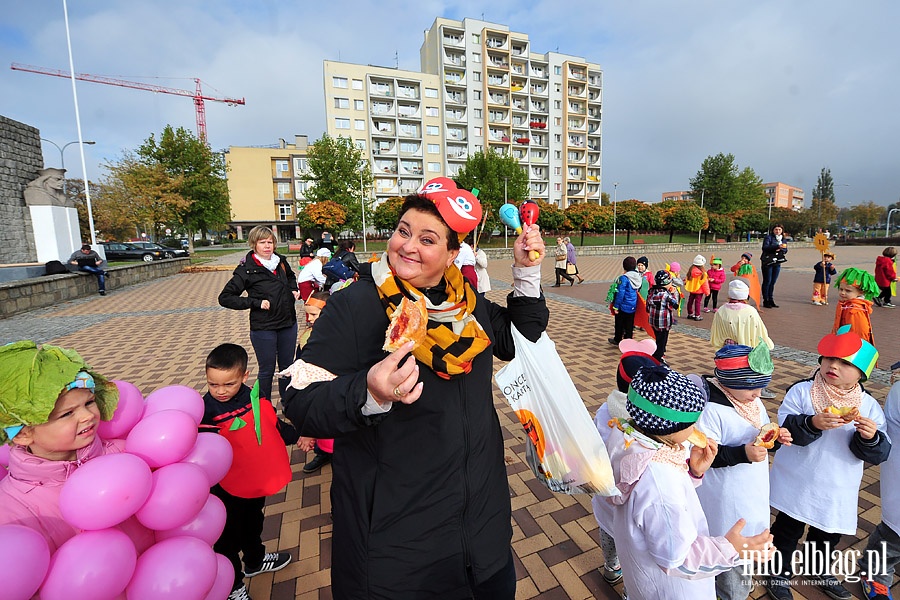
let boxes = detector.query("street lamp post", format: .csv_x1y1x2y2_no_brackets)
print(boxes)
358,164,368,252
503,176,509,249
612,182,618,246
40,138,95,197
698,188,705,244
887,208,899,239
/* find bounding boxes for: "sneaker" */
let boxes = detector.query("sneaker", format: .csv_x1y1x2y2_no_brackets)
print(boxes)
813,301,823,305
608,338,619,346
228,585,251,600
770,301,780,308
244,552,291,577
302,453,332,474
702,307,711,313
694,315,703,321
815,575,852,599
861,577,893,599
760,387,777,399
764,576,794,600
99,290,106,296
886,303,896,308
601,565,623,584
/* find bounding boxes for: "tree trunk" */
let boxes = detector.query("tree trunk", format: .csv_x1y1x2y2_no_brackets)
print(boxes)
580,229,585,246
668,229,674,243
626,230,631,244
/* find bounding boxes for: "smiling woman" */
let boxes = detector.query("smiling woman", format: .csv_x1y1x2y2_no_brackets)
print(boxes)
283,179,548,599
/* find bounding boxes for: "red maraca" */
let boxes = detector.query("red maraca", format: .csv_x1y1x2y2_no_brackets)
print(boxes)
520,201,540,261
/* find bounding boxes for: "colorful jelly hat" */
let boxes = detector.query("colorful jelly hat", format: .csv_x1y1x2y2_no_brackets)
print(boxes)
714,343,773,390
416,177,482,236
816,324,879,381
833,267,879,300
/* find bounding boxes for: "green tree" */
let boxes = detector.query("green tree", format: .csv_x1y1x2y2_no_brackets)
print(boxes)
302,134,372,234
136,125,230,244
372,196,405,232
614,199,663,244
535,200,566,232
707,213,735,240
658,199,707,243
849,201,887,234
689,153,765,216
732,209,769,241
564,202,607,245
454,150,529,232
810,167,838,227
768,207,805,238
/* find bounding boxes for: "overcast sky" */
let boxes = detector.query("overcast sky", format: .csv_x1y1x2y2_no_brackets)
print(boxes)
3,1,898,207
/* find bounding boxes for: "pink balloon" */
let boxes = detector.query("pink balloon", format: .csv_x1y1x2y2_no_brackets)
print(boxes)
181,433,233,486
126,409,198,468
41,528,136,600
127,536,217,600
0,524,50,600
0,465,7,482
136,462,209,531
203,553,234,600
59,453,152,530
156,493,226,546
98,380,145,439
143,385,205,425
0,443,10,467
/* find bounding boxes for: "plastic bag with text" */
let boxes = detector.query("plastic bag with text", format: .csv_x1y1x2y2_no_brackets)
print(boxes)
495,327,619,497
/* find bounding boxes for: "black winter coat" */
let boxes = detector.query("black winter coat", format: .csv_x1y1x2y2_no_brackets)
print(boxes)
284,264,549,599
218,251,298,331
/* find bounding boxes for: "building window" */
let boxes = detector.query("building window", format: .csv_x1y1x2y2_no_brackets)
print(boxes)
428,143,440,154
555,83,561,93
293,158,307,173
474,90,482,100
554,66,562,75
554,100,561,109
276,182,291,200
426,125,439,136
294,180,308,198
473,127,482,137
555,134,562,142
354,99,364,110
554,167,561,175
555,117,561,126
472,33,480,44
275,160,289,175
278,204,293,221
355,119,366,130
352,79,363,90
355,139,366,150
555,151,562,159
473,108,482,118
335,118,350,129
332,76,348,88
428,162,441,172
400,142,418,153
472,53,481,63
426,106,439,117
334,97,349,109
555,183,561,191
472,72,481,82
425,87,438,98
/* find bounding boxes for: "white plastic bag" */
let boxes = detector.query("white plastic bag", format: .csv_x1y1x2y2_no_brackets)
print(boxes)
495,326,619,496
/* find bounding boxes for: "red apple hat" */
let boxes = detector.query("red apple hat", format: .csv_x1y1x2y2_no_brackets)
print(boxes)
417,177,482,237
816,324,879,381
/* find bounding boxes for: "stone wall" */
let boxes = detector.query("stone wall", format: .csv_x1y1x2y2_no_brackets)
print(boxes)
482,241,815,261
0,115,42,264
0,258,190,319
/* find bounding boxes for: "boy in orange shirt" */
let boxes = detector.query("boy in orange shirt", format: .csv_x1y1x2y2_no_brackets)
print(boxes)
832,268,878,345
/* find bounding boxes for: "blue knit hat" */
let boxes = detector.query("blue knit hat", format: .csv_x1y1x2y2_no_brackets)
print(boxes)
627,365,706,435
714,343,773,390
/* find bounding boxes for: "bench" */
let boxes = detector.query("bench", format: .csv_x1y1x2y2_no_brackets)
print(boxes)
716,239,726,243
633,239,644,244
288,244,302,252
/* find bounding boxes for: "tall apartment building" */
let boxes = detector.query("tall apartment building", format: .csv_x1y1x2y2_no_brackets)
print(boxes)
224,135,310,241
323,16,603,209
764,182,804,211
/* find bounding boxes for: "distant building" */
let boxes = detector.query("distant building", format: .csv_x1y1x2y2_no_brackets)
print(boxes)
224,135,310,241
661,190,694,202
764,182,804,212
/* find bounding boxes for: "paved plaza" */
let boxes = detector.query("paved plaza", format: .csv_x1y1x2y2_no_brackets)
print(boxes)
1,244,896,599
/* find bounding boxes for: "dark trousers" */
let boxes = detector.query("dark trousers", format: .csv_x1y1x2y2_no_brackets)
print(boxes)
704,289,719,309
79,265,105,292
613,310,635,342
250,323,298,403
761,263,782,301
769,510,842,578
212,485,266,589
879,285,893,303
652,327,669,361
555,267,574,285
470,550,516,600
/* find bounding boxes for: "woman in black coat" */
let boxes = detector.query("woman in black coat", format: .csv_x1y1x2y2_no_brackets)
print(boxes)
760,223,788,308
219,226,300,402
284,186,548,600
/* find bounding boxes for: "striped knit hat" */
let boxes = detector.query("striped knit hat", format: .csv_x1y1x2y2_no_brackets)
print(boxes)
714,343,773,390
627,365,706,435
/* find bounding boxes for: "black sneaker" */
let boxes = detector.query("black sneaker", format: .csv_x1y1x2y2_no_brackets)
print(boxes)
815,575,851,599
302,453,332,474
244,552,291,577
99,290,106,296
764,576,794,600
608,338,619,346
228,584,251,600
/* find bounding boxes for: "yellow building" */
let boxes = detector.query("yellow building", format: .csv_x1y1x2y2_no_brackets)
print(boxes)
224,135,310,241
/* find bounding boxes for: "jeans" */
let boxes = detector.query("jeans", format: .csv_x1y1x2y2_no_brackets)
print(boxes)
716,565,753,600
761,263,782,301
79,265,105,292
249,323,298,403
211,485,266,589
860,521,900,586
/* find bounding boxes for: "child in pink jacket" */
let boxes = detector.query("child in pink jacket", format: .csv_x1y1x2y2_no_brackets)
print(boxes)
0,341,154,555
704,257,727,313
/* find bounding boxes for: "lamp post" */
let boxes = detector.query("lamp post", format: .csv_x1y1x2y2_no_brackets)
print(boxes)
503,176,509,249
698,188,705,243
888,208,899,239
612,182,618,246
358,163,368,252
40,138,95,197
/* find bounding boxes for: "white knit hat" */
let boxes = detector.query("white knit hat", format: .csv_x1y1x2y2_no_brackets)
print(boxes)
728,279,749,300
692,254,706,267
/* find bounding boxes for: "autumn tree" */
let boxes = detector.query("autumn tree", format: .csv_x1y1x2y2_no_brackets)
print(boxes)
372,196,405,232
535,200,566,232
296,200,347,232
564,202,611,245
658,199,707,243
454,150,530,232
302,134,371,233
707,213,735,241
732,209,769,241
614,199,663,244
848,201,886,234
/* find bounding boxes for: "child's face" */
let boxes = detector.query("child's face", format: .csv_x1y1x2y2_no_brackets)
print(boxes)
838,281,863,302
819,357,862,390
740,258,749,265
636,264,646,273
14,388,100,461
720,385,761,404
305,304,322,325
663,424,695,446
711,263,722,270
206,367,249,403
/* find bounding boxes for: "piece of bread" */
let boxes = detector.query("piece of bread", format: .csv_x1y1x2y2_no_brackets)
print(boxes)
825,405,859,419
383,296,428,352
687,427,707,448
753,422,779,448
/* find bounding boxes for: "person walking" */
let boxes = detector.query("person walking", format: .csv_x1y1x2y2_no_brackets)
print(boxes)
565,236,585,284
552,236,575,287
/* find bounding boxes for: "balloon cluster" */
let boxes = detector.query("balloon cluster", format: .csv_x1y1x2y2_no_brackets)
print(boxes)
0,381,235,600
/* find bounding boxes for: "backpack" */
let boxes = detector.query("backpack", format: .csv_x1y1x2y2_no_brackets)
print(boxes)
322,256,355,282
44,260,69,275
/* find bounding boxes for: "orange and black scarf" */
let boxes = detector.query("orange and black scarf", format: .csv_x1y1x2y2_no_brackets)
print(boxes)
371,253,491,379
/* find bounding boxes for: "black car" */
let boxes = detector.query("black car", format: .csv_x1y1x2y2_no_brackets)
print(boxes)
100,242,165,263
129,241,190,259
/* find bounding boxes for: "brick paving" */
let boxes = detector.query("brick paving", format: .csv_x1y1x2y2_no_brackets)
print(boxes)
1,244,896,599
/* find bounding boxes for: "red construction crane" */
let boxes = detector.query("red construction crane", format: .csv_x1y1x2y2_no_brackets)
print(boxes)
11,62,245,141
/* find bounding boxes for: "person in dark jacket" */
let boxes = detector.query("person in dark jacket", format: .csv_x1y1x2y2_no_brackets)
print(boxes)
298,238,316,259
760,224,788,308
218,226,300,403
283,182,548,600
323,240,360,290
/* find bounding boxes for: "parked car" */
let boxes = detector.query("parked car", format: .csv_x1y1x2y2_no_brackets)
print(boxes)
100,242,164,263
129,241,190,259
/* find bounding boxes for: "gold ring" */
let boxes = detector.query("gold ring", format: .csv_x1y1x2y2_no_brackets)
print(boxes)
393,386,403,398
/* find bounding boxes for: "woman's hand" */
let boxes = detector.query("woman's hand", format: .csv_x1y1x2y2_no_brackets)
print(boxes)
688,437,718,477
260,299,271,310
366,341,423,405
513,224,545,267
724,519,774,562
292,290,302,301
